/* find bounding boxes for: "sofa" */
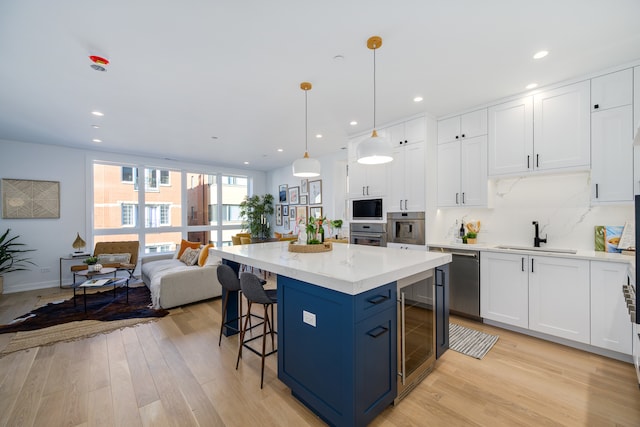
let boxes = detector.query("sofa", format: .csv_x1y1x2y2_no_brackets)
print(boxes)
70,241,139,280
141,247,222,309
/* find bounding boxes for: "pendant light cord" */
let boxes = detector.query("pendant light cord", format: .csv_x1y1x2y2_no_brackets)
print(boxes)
373,44,377,129
305,89,308,152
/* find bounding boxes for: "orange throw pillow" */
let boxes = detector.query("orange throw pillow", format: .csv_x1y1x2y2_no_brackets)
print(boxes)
198,244,213,267
177,239,201,259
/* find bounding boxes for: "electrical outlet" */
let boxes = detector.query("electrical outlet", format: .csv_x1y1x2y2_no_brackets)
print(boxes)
40,267,51,273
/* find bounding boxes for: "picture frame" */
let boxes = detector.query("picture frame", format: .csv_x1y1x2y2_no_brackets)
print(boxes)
309,179,322,205
283,216,290,230
300,179,309,194
2,178,60,219
309,206,323,219
282,205,289,216
299,194,308,205
295,206,308,226
276,204,283,226
279,184,288,203
288,186,300,205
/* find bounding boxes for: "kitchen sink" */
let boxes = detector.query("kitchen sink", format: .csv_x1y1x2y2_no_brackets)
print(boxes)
494,245,578,254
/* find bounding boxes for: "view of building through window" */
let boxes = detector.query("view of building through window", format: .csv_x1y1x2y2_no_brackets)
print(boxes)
93,163,248,254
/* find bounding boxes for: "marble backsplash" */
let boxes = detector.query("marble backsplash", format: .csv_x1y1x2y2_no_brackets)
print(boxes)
427,171,634,251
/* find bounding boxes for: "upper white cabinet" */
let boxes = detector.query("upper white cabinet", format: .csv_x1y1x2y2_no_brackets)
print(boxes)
533,81,591,172
591,68,633,112
437,109,487,144
347,134,388,198
387,117,426,212
437,136,487,207
591,69,633,204
488,97,534,176
590,261,632,355
488,81,590,177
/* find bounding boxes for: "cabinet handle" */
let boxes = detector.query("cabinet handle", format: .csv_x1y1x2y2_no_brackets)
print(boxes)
367,325,389,339
404,199,408,210
436,267,445,287
536,154,539,168
522,257,525,272
527,155,530,169
366,186,370,195
595,183,599,199
362,186,365,196
531,258,534,273
594,104,599,109
367,294,390,305
456,192,459,204
462,192,465,204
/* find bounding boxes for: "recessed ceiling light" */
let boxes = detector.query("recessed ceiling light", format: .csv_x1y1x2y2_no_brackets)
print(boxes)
333,55,344,61
533,50,548,59
91,111,104,117
413,96,423,103
211,136,218,140
316,134,323,139
277,148,283,152
91,125,100,129
92,138,102,143
350,121,358,126
526,83,538,90
243,161,249,165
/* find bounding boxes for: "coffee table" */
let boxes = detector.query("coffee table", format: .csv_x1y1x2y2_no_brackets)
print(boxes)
72,268,129,313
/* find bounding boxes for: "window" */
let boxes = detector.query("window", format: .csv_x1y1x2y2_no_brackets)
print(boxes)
145,168,159,191
122,204,137,226
160,170,170,185
145,204,170,227
122,167,135,183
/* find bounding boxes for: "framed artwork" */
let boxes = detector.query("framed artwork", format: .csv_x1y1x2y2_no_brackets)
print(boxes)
288,186,300,205
2,178,60,219
309,179,322,205
279,184,288,203
276,204,283,226
283,205,289,216
309,206,323,219
300,179,309,194
299,194,308,205
295,206,308,226
283,216,290,230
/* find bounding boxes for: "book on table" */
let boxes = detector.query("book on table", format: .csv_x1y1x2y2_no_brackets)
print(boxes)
80,278,114,287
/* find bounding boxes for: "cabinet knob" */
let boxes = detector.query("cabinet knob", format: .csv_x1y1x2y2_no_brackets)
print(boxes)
461,134,465,138
455,135,459,139
593,104,599,109
404,140,408,144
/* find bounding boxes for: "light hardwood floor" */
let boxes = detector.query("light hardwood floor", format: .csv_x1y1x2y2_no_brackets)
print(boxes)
0,287,639,427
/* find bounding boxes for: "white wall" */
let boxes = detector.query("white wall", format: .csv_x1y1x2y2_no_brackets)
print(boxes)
0,139,266,293
267,150,348,237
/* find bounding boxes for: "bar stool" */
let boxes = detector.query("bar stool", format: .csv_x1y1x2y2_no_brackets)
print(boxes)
216,264,244,346
236,272,277,389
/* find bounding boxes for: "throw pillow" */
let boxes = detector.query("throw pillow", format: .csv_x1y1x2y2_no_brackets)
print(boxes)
198,244,213,267
96,253,131,264
177,239,201,258
180,247,200,266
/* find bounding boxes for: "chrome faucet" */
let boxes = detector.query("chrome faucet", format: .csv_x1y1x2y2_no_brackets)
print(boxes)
532,221,547,247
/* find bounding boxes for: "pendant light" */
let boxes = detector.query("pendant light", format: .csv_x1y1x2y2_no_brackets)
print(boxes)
356,36,393,165
292,82,321,177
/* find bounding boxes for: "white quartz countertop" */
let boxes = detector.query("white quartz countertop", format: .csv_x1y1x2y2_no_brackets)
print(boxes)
427,241,633,264
210,242,452,295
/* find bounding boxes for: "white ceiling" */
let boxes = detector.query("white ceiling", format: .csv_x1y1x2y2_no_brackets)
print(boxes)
1,0,639,172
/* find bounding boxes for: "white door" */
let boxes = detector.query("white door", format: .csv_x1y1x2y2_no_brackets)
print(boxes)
460,135,487,207
480,252,529,328
437,141,461,207
488,97,533,176
533,81,590,171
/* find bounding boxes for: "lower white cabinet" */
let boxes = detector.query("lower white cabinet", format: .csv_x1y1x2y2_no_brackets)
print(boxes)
480,252,529,328
528,256,590,344
591,261,632,354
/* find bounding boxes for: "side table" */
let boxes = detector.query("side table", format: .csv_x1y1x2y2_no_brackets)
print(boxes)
59,254,90,288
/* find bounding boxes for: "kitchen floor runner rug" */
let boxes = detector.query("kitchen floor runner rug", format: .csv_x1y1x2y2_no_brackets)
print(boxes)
448,323,499,359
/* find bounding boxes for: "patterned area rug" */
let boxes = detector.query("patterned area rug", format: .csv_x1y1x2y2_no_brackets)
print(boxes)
449,323,499,359
0,284,170,356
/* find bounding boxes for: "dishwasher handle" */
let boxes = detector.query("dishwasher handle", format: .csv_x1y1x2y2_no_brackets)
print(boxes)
450,251,478,258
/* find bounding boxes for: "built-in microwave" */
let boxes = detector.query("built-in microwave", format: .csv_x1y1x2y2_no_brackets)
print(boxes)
352,198,383,220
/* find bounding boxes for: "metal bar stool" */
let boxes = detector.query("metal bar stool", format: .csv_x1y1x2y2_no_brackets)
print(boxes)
217,263,244,345
236,272,277,389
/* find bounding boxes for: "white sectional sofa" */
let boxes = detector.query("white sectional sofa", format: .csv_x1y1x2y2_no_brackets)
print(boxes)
141,249,222,309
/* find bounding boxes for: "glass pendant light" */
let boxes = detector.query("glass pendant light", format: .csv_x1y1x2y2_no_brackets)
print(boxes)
292,82,321,177
356,36,393,165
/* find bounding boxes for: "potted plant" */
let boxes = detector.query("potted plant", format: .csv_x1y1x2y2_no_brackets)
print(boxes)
330,219,344,239
465,232,478,244
239,194,275,241
0,229,36,294
83,256,99,271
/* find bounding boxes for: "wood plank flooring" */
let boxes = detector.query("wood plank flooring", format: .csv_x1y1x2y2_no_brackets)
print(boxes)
0,287,639,426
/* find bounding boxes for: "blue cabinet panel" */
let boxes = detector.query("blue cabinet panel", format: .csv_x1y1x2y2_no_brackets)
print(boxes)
435,264,450,358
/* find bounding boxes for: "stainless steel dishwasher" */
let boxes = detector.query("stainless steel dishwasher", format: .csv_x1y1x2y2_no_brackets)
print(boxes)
428,246,481,320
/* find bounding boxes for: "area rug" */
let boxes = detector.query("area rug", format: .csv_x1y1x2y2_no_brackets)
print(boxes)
449,323,499,359
0,284,169,356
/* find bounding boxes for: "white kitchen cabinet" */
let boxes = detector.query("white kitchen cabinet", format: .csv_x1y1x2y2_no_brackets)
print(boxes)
488,97,534,176
480,252,529,328
591,68,633,112
437,109,487,144
528,256,590,344
533,81,591,172
437,136,487,207
387,117,426,211
348,135,388,198
590,261,632,355
591,105,633,204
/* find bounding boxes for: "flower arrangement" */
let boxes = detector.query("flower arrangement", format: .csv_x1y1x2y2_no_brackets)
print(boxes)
302,216,327,244
464,220,481,244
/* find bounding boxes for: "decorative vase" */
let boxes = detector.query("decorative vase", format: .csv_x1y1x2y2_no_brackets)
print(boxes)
467,238,477,244
88,264,96,272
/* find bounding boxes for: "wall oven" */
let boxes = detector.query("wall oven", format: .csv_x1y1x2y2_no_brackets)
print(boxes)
387,212,425,246
350,223,387,247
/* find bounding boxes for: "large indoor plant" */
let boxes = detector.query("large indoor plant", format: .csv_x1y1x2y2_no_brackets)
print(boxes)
0,229,36,293
239,194,275,240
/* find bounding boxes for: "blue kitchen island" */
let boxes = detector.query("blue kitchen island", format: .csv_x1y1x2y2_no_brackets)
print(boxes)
210,241,451,427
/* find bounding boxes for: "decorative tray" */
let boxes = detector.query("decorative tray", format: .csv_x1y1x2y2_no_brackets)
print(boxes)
288,241,333,253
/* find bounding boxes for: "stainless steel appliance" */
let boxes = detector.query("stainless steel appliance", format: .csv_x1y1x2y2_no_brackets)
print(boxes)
352,198,383,220
395,265,449,403
350,222,387,247
429,246,481,320
387,212,425,246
